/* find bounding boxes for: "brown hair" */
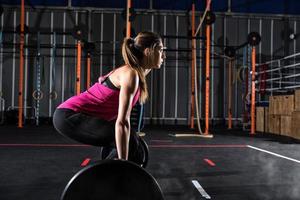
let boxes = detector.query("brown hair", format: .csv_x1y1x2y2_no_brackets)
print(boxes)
122,31,162,103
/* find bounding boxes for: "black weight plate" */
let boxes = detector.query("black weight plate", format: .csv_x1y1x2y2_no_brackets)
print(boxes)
61,159,164,200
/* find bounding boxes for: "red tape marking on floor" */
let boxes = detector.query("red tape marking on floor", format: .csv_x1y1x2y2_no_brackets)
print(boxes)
0,144,247,148
149,144,247,148
81,158,91,167
0,144,90,147
204,158,216,167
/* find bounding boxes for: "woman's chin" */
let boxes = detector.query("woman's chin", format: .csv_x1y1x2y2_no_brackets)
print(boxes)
156,64,163,69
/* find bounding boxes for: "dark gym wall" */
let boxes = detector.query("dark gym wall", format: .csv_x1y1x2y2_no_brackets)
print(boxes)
1,7,300,125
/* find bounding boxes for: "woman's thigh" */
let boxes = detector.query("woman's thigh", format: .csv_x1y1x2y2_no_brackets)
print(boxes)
53,108,115,146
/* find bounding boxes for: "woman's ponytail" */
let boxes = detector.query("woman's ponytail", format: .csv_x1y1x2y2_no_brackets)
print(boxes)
122,37,148,103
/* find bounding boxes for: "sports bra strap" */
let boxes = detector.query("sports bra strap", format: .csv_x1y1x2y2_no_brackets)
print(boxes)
98,69,116,83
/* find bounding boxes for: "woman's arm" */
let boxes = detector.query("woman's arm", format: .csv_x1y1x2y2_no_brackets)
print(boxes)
115,68,139,160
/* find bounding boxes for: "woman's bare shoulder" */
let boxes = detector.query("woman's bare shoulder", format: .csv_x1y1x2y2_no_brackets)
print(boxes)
109,65,138,88
115,65,138,78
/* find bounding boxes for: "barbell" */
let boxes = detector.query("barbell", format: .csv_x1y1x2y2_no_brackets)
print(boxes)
61,159,165,200
61,138,162,200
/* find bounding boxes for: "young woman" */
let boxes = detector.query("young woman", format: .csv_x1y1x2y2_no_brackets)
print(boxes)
53,31,165,164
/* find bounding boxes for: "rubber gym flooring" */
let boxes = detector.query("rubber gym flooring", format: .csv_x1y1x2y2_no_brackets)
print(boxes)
0,125,300,200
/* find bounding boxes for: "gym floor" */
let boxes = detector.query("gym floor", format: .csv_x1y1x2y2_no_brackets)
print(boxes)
0,125,300,200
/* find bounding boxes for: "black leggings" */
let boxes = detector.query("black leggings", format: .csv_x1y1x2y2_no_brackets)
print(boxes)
53,108,141,159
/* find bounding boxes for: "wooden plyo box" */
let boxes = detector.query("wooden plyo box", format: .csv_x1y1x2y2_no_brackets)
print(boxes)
269,95,295,116
280,95,294,115
280,115,292,137
295,90,300,111
268,115,281,135
256,107,265,132
291,111,300,140
269,96,282,115
265,108,269,133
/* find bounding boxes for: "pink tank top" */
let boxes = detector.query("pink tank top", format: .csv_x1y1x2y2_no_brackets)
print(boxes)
58,71,140,121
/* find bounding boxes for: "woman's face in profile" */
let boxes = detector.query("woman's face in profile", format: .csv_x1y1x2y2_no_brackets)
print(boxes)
150,41,166,69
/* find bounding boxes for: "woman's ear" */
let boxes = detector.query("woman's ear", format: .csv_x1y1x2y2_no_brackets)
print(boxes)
143,48,151,57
